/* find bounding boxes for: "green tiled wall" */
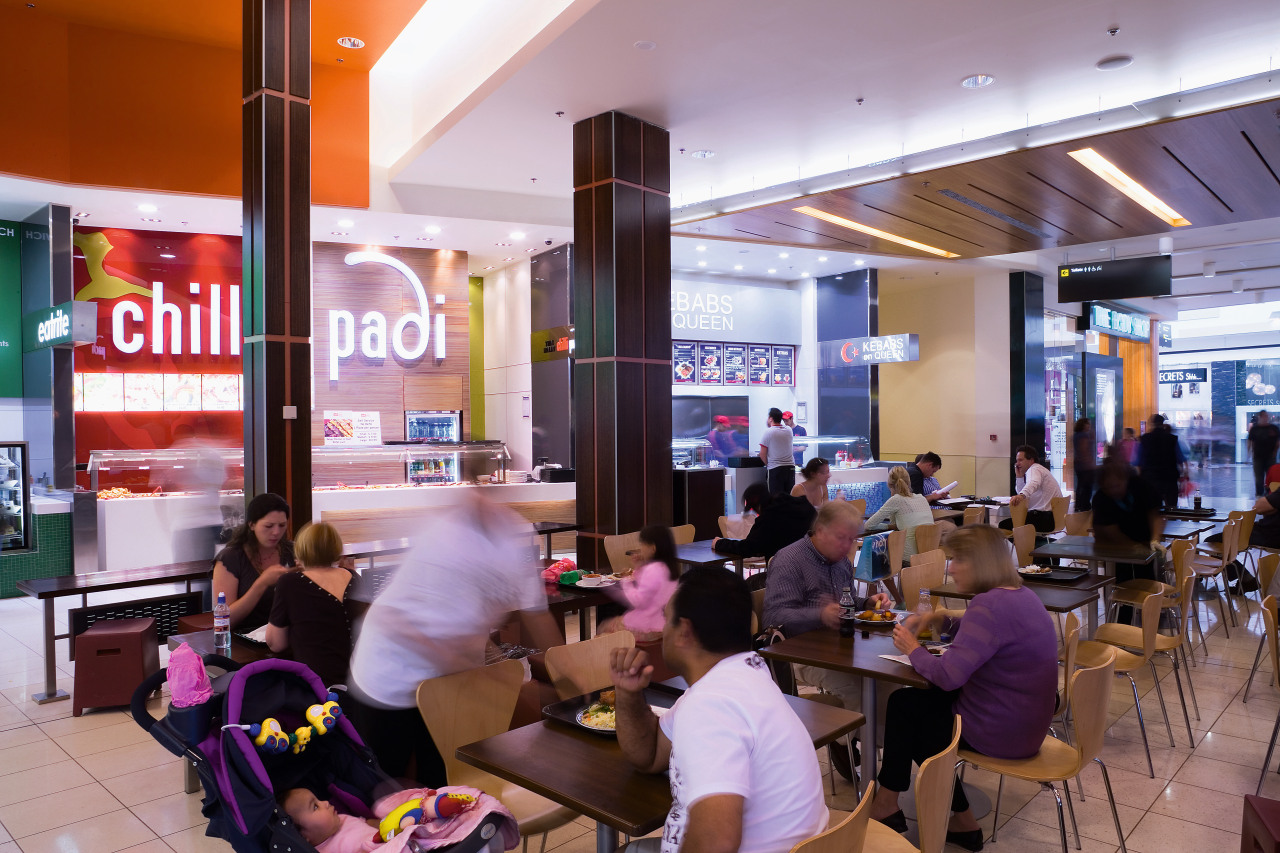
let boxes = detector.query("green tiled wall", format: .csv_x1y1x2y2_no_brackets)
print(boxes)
0,512,73,598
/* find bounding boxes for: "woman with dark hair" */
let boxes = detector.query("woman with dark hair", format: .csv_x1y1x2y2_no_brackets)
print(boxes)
712,482,816,560
791,457,833,509
212,492,295,631
1073,417,1097,512
600,525,680,641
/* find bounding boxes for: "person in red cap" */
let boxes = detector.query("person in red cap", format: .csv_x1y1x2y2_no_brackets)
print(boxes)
707,415,738,464
783,411,806,466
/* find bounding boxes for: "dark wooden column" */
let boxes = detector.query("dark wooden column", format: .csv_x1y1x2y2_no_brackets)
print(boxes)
242,0,312,525
572,112,672,571
1009,270,1045,492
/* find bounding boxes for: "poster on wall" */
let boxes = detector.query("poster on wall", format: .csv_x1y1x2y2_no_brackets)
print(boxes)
723,344,748,385
673,341,698,384
698,342,724,384
323,411,382,446
748,345,772,385
772,346,795,386
1241,360,1280,407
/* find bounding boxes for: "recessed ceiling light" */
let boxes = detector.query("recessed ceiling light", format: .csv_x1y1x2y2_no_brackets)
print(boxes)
697,261,707,267
495,242,512,247
141,217,162,223
1096,55,1133,71
509,231,526,240
779,252,789,259
503,257,515,262
696,245,707,252
74,211,90,218
855,259,865,266
160,253,176,259
482,266,495,271
733,265,743,271
691,150,715,159
793,206,960,258
331,231,348,236
961,74,995,89
337,36,365,49
138,203,158,213
768,268,777,274
800,272,809,277
424,225,442,234
1067,147,1190,227
416,236,433,241
634,40,657,51
525,248,537,253
817,256,828,262
338,218,354,228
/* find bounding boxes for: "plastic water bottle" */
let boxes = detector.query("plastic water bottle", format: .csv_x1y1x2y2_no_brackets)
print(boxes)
838,586,857,637
213,592,231,654
916,588,934,642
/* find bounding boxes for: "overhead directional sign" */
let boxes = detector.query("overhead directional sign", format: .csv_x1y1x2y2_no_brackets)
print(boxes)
819,333,919,368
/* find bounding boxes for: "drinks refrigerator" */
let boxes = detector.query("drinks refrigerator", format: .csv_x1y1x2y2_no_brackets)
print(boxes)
1,442,32,553
404,411,462,484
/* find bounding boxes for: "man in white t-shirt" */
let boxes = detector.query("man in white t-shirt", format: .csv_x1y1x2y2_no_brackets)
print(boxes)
1000,444,1063,533
611,569,827,853
759,407,796,497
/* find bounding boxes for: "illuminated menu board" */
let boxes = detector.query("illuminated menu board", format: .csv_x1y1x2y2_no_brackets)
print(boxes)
698,343,723,384
748,346,772,385
672,341,698,384
772,346,795,386
723,345,748,386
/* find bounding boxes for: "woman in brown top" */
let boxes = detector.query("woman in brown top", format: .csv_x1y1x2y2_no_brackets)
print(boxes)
212,493,295,631
266,522,360,686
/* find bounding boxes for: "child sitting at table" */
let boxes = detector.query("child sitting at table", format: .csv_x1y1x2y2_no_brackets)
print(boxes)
279,786,517,853
598,525,680,641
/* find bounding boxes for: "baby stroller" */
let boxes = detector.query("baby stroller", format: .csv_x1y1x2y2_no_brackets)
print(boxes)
132,655,506,853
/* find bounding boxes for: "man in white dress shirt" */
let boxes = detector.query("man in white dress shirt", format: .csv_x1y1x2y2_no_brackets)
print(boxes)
1000,445,1062,532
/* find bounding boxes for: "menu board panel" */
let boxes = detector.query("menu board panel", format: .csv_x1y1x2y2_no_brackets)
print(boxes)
698,342,724,384
748,345,772,385
83,373,124,411
124,374,163,411
202,374,241,411
323,410,383,446
163,374,202,411
723,344,748,386
772,346,795,386
673,341,698,384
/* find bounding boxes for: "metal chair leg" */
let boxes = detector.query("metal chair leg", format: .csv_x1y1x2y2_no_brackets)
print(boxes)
1049,782,1070,853
1096,758,1128,853
1221,576,1238,628
1126,673,1156,778
1148,660,1176,748
1257,708,1280,796
1246,635,1266,703
990,774,1005,843
1164,650,1195,746
1179,645,1200,721
1061,776,1082,850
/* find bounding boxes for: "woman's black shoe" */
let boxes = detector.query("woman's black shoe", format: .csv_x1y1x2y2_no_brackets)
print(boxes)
946,828,984,851
877,810,908,833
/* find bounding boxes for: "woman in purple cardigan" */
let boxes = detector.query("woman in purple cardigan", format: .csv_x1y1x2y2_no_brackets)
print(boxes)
870,524,1058,852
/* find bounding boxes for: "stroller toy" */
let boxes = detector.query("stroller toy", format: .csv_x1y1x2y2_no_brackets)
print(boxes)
249,718,290,754
378,792,477,841
227,692,345,754
305,693,343,735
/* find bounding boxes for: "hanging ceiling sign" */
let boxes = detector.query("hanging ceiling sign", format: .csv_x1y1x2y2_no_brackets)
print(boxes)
22,301,98,351
818,333,919,367
1081,303,1151,343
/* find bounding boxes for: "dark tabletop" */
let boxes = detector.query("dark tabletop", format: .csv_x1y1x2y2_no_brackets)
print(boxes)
544,582,615,615
455,693,862,837
1159,520,1218,539
675,540,732,568
1030,535,1158,565
758,628,931,688
930,581,1105,614
17,560,212,599
167,630,275,665
532,521,581,535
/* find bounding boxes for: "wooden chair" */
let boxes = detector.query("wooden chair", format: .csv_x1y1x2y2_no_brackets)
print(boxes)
959,651,1126,853
1245,593,1279,704
1075,591,1175,776
787,779,874,853
1008,500,1029,529
863,717,961,853
671,524,696,545
847,499,867,519
913,522,946,557
1109,539,1191,617
1203,510,1260,612
417,660,575,850
909,549,946,568
1092,574,1200,744
1011,523,1035,568
900,560,946,614
961,505,986,526
1189,518,1241,637
1064,511,1091,536
602,530,642,574
751,588,767,634
1049,496,1070,536
881,528,907,604
544,631,635,700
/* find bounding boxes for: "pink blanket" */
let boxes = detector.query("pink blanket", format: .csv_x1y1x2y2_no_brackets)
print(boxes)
316,787,519,853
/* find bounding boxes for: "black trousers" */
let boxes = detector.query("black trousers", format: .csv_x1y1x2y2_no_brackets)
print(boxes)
343,692,447,787
999,509,1056,533
767,465,796,497
1073,469,1095,512
1255,457,1276,496
877,687,972,812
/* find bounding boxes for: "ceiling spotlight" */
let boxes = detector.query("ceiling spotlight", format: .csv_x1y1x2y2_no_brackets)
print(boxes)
690,150,716,159
337,218,354,228
855,259,865,266
495,242,512,247
817,256,828,262
141,218,162,223
1096,55,1133,71
503,257,515,262
525,248,537,253
961,74,995,89
1067,147,1190,227
768,268,777,274
138,203,158,213
696,245,707,252
424,225,442,234
509,231,526,240
331,231,348,236
337,36,365,49
800,272,809,277
697,261,707,267
159,253,176,259
733,265,744,271
779,252,790,259
74,211,90,218
482,266,495,271
1203,261,1216,278
416,237,433,241
1232,278,1244,293
634,40,657,51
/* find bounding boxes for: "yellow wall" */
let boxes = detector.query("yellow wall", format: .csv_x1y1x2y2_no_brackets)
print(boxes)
877,269,1011,497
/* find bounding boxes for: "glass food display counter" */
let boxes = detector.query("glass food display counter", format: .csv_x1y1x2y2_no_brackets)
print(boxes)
86,447,245,493
1,442,32,553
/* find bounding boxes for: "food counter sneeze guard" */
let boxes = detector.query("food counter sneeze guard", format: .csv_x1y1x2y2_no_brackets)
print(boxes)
1,442,33,553
793,435,875,467
87,447,245,494
671,437,713,467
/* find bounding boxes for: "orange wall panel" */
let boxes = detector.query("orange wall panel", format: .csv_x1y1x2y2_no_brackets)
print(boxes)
312,64,371,208
0,9,72,182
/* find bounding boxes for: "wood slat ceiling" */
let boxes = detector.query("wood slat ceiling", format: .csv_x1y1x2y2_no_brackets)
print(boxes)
672,99,1280,260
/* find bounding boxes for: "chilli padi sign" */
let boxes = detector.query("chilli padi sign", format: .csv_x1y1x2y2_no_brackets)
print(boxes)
819,333,920,368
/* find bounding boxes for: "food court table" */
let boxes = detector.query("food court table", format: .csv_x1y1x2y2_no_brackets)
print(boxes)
759,628,928,789
930,578,1109,615
16,560,213,703
1159,520,1216,541
1029,536,1159,633
531,521,581,560
456,693,863,853
675,540,741,575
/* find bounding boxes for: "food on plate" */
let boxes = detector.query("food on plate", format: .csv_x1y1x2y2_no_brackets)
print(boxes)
579,700,616,730
1019,565,1053,575
677,363,694,379
598,689,616,706
324,418,355,438
582,573,602,579
857,609,896,622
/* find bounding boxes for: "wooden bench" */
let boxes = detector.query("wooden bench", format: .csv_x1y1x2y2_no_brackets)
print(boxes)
16,560,212,704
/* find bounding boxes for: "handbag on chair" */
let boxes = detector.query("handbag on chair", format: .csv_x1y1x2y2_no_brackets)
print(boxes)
855,532,892,583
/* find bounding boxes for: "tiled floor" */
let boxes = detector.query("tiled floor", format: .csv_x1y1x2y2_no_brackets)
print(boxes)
1,534,1277,851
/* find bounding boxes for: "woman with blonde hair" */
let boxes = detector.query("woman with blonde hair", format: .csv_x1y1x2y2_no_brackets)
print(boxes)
869,524,1057,850
864,465,934,559
266,521,361,686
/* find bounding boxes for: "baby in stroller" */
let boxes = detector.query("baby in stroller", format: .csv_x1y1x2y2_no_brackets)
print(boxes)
280,786,495,853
